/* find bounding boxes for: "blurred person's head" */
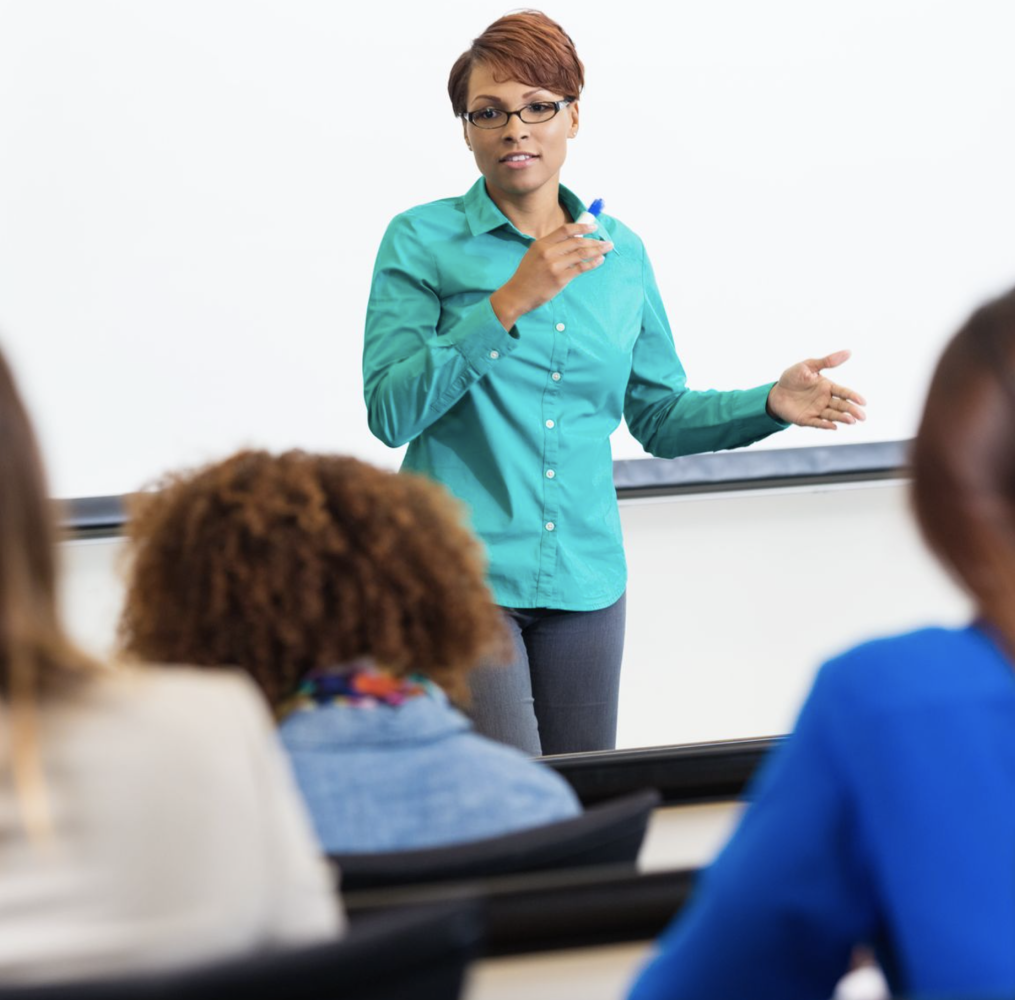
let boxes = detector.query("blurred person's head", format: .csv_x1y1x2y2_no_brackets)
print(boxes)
0,347,95,692
119,450,509,705
0,343,97,836
912,285,1015,648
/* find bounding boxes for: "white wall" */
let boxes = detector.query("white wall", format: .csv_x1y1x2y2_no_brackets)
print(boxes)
4,0,979,749
2,0,1013,497
619,480,970,746
61,478,970,751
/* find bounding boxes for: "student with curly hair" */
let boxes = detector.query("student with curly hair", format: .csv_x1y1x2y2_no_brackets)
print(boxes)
0,344,341,983
119,450,580,854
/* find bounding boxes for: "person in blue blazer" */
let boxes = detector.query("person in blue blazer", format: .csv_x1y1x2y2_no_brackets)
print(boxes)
627,283,1015,999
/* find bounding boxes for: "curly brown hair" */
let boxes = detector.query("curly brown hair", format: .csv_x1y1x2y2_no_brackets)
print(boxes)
118,450,509,705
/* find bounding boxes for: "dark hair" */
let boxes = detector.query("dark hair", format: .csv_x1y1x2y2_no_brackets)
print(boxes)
119,450,510,705
912,286,1015,649
448,10,584,117
0,343,98,839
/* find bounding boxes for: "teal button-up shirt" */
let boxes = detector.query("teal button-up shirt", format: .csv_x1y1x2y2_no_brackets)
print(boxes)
363,179,785,611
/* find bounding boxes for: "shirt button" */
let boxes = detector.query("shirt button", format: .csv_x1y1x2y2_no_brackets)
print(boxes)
555,322,566,332
551,372,561,381
545,419,555,429
546,469,555,479
489,350,499,360
545,522,555,531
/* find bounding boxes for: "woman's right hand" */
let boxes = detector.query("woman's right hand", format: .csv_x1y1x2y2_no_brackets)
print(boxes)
490,223,614,331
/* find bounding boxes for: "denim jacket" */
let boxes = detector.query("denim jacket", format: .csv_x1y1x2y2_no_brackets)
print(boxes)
279,686,581,853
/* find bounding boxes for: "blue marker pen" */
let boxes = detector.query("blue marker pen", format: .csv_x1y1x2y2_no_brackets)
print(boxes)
576,197,605,230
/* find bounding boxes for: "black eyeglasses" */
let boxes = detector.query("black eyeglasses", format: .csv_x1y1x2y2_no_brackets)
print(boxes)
459,99,573,130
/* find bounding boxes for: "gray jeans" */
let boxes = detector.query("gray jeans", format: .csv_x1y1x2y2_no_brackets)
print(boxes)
467,593,626,757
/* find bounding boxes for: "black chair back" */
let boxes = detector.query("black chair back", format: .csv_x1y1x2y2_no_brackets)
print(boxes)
333,787,662,891
0,901,481,1000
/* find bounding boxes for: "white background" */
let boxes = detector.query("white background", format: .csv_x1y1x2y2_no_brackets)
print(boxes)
2,0,1013,498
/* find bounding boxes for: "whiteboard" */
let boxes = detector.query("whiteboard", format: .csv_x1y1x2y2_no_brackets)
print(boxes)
1,0,1012,498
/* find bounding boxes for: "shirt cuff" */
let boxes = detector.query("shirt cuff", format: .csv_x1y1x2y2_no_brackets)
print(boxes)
760,381,791,429
449,298,520,372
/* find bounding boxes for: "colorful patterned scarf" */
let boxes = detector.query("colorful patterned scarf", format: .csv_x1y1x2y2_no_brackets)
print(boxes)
277,659,435,721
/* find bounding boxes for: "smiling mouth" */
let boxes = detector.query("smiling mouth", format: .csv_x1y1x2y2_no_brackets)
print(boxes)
500,153,538,163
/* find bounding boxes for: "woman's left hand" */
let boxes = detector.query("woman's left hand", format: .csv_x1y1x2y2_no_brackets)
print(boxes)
767,350,866,428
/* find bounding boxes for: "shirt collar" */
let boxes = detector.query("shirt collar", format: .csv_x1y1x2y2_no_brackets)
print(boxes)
279,692,470,749
463,177,616,246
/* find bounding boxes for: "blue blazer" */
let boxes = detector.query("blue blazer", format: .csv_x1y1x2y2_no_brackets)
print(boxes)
629,624,1015,1000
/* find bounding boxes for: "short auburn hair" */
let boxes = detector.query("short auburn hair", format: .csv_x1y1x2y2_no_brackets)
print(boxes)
448,10,584,116
119,451,509,706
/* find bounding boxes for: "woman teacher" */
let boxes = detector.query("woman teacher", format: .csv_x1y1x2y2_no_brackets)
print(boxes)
363,11,865,756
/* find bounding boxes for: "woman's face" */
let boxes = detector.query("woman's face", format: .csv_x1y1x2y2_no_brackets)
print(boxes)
463,63,579,205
